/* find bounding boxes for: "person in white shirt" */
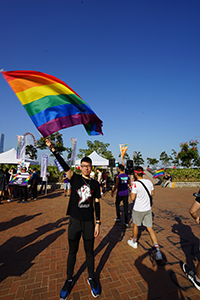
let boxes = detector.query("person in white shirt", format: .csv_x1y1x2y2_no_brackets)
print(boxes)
90,169,95,179
128,166,162,261
39,170,50,194
96,168,103,195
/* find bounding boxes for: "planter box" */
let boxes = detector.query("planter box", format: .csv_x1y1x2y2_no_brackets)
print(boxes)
37,182,64,190
168,182,200,188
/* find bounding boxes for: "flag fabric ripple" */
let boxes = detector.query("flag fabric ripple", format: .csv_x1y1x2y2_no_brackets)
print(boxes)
2,70,103,137
152,168,165,178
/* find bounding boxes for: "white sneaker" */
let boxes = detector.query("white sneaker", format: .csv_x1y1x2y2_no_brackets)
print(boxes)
155,250,162,261
128,239,138,249
7,199,12,202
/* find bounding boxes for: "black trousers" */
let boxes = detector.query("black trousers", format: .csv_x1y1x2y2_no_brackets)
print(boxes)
19,185,27,201
115,195,128,223
40,181,47,192
31,185,37,198
67,217,95,279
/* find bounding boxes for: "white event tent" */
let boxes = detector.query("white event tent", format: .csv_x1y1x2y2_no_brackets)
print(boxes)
75,151,109,166
0,148,39,165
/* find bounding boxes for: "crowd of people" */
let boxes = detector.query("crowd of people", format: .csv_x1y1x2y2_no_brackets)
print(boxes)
0,166,41,204
2,148,200,297
45,138,166,299
0,163,110,206
0,167,18,204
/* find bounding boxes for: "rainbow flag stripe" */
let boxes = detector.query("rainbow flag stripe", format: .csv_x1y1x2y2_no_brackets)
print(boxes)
22,174,32,185
152,168,165,178
10,174,19,183
2,70,103,137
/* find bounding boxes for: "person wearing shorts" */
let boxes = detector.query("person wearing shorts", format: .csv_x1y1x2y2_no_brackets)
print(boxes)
128,166,163,261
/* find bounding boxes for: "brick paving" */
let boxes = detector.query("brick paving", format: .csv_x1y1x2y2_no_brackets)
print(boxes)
1,181,200,299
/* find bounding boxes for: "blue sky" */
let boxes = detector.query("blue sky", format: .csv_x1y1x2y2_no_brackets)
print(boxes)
0,0,200,165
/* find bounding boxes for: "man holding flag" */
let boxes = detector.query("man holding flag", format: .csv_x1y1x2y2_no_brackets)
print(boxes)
46,138,101,299
2,69,104,298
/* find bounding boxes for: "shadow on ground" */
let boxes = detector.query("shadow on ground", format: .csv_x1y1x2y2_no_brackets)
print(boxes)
0,217,69,282
0,213,42,231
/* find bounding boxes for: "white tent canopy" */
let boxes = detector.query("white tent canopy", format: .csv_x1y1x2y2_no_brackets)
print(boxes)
0,148,39,165
75,151,109,166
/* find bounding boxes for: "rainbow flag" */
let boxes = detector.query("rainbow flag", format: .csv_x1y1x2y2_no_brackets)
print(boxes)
2,70,103,137
153,168,165,178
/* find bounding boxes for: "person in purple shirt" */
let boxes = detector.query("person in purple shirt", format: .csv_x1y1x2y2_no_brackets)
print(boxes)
111,164,130,227
63,172,71,197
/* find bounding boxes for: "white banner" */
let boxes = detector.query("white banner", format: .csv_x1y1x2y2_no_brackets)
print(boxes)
70,138,77,164
40,154,48,178
17,135,25,160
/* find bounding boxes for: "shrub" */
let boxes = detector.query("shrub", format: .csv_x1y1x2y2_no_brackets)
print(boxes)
165,168,200,182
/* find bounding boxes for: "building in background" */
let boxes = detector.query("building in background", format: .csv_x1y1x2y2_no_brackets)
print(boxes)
0,134,4,153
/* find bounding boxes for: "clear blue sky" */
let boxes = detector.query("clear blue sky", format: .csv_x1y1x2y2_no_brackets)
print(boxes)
0,0,200,165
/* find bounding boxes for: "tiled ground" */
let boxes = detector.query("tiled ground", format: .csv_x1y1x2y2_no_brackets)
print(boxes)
1,182,200,299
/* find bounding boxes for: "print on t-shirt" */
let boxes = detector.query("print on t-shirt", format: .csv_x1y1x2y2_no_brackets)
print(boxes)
77,184,93,208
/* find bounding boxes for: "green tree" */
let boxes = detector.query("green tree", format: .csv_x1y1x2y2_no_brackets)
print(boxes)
36,132,67,155
66,147,73,160
133,151,144,166
147,157,159,167
159,151,172,167
77,140,114,159
177,140,199,168
194,157,200,167
25,145,37,160
171,149,180,166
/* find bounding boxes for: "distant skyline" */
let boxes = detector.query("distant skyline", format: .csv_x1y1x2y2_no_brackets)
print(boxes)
1,0,200,165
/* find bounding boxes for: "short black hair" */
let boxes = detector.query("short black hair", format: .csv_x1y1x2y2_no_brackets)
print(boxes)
81,157,92,165
118,164,124,171
134,166,144,177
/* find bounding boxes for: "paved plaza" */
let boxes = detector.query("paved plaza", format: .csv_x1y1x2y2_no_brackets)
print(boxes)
1,180,200,299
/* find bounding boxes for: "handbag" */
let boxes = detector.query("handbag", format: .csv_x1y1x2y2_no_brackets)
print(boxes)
137,180,153,206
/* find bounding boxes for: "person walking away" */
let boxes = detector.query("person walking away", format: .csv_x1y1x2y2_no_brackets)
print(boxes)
181,192,200,290
128,166,163,261
29,167,38,200
111,164,130,227
46,138,101,299
63,172,71,198
101,169,108,193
